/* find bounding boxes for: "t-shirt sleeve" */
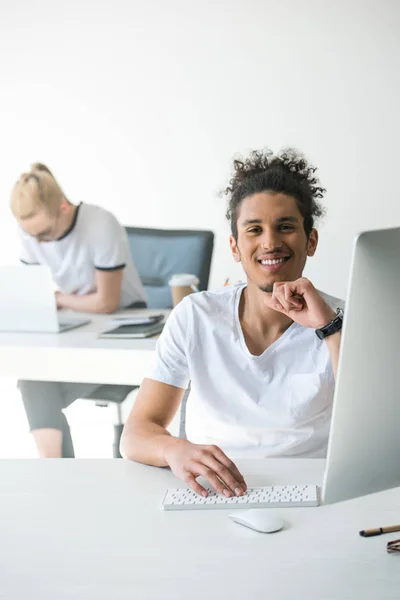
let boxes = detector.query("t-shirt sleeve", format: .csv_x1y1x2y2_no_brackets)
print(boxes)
146,298,190,389
91,212,128,271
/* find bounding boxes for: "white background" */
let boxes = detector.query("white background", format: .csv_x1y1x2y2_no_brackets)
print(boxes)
0,0,398,456
0,0,399,298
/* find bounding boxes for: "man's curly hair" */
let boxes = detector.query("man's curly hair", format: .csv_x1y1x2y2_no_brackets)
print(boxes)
225,148,326,240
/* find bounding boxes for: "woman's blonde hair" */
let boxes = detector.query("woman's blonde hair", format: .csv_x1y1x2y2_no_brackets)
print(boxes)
10,163,66,220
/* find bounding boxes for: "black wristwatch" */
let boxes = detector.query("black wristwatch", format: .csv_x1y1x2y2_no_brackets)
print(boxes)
315,308,344,340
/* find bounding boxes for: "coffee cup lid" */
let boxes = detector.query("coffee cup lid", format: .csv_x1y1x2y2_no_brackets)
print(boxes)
168,273,200,286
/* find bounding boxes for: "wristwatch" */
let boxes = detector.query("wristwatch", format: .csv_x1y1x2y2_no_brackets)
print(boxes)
315,308,344,340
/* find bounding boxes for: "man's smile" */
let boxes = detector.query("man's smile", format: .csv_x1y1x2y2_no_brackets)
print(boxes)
257,254,291,273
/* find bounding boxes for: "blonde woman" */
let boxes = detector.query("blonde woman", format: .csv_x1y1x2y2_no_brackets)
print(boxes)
10,163,146,458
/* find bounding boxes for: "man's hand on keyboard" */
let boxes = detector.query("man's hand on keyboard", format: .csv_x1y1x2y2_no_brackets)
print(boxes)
163,438,247,498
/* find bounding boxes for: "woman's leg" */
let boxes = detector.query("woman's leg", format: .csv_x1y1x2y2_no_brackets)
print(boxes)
17,380,99,458
18,381,68,457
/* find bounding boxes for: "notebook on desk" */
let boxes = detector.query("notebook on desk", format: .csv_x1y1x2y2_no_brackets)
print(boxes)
104,313,164,328
99,321,165,339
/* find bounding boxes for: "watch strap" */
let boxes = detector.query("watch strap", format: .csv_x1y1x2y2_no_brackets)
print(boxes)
315,308,343,340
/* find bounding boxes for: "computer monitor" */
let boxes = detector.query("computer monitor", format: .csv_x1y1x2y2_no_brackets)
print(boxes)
322,226,400,504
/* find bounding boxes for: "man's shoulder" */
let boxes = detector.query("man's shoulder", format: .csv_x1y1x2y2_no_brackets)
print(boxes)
190,283,241,305
176,283,241,317
317,289,345,311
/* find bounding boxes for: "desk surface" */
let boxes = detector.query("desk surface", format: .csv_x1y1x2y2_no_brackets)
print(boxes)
0,309,169,385
1,458,399,600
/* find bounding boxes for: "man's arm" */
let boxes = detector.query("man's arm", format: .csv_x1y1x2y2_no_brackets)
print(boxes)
268,278,343,379
56,268,123,314
121,378,247,497
121,378,185,467
324,330,341,379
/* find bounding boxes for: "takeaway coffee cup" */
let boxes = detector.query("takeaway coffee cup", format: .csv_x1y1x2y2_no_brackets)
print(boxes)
168,273,200,307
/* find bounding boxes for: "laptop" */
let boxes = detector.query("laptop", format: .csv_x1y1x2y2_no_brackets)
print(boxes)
322,226,400,504
0,265,90,333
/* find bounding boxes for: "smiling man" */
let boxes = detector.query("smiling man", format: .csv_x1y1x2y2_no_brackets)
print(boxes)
121,148,344,497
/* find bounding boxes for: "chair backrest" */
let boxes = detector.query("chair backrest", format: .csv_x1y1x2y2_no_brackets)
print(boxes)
125,227,214,308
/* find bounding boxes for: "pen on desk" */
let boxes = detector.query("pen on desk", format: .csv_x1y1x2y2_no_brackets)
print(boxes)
359,524,400,537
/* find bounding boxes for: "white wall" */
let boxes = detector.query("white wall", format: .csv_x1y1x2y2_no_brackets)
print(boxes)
0,0,399,298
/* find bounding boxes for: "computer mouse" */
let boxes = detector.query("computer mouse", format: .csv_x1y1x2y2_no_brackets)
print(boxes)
229,510,284,533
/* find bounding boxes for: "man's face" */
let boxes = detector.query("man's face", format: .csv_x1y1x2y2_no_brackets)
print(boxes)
229,191,318,292
18,207,62,242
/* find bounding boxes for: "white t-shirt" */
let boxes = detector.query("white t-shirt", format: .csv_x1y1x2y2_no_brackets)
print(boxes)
148,283,344,459
19,203,146,308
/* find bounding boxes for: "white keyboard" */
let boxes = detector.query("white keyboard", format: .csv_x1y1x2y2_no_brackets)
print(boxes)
162,484,320,511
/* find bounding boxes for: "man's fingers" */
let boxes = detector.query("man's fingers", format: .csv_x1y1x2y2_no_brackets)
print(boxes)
211,447,247,490
184,474,209,497
284,286,304,309
195,465,238,497
202,459,245,496
272,283,291,311
274,283,303,312
273,291,292,312
175,444,248,498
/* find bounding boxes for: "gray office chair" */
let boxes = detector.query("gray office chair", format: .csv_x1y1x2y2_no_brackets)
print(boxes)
88,227,214,457
125,226,214,308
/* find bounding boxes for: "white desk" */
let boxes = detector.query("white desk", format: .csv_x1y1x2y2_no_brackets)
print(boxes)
0,309,168,385
1,458,399,599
